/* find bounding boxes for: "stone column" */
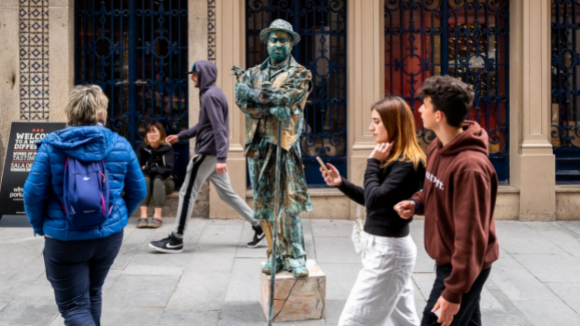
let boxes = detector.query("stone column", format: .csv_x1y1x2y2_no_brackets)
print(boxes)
189,0,208,157
347,0,384,218
0,0,21,178
185,0,211,217
49,0,74,123
509,0,556,220
210,0,246,218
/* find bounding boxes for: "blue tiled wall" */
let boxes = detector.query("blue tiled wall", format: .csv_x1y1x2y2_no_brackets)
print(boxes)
19,0,49,121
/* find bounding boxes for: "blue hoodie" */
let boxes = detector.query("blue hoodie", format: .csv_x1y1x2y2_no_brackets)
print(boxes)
177,60,230,163
23,126,147,241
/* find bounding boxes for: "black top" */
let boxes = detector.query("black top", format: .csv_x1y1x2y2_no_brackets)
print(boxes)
337,158,425,238
136,143,174,179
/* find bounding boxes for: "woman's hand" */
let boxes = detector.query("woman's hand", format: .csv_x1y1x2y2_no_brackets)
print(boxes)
141,165,146,170
369,142,394,161
320,163,342,187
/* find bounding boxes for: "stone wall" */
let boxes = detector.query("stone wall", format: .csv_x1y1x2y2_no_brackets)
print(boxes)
0,0,578,220
0,1,22,182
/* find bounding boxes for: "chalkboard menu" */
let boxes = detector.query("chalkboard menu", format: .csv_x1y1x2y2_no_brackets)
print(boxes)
0,122,66,218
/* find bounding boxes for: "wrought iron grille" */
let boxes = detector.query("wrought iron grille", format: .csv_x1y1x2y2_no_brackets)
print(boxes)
385,0,510,183
74,0,190,187
551,0,580,183
246,0,348,187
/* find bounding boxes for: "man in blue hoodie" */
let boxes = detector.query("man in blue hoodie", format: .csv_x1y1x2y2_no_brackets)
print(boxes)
149,60,264,253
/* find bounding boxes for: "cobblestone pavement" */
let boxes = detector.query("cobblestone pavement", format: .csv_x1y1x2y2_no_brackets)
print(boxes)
1,218,579,325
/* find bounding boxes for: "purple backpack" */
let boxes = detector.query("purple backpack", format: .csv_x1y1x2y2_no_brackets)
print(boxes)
62,157,111,229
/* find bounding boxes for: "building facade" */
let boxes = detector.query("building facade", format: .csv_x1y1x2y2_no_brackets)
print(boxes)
0,0,577,220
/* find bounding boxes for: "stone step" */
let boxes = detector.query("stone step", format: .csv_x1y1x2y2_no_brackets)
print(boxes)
134,185,521,220
131,182,209,218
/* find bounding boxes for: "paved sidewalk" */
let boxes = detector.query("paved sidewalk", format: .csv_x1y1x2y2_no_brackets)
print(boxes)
1,218,580,325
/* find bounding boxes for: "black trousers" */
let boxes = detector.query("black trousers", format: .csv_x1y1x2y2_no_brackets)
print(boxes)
421,264,491,326
44,231,123,326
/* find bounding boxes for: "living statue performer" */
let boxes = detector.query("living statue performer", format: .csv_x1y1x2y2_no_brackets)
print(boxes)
233,19,312,279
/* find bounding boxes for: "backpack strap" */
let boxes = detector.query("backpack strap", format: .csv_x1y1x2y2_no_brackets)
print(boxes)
61,156,71,215
100,194,106,215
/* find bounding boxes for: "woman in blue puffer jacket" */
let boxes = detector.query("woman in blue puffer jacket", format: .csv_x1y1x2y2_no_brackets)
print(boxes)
23,85,147,326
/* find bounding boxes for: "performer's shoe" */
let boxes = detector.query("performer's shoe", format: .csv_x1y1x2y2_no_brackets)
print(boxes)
247,225,265,248
262,260,283,275
292,266,309,278
149,233,183,253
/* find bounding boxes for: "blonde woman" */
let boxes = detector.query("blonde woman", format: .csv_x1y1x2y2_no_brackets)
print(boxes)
321,96,426,326
23,85,146,325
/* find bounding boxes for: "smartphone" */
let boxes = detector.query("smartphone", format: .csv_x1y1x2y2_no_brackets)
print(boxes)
433,308,441,318
316,156,334,181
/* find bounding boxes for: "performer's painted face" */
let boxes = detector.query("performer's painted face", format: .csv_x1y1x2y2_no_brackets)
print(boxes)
268,31,293,64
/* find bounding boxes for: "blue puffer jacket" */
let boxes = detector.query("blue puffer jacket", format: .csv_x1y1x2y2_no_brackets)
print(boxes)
23,126,147,241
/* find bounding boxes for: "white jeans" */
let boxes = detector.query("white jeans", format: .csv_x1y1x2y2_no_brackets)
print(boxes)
339,232,420,326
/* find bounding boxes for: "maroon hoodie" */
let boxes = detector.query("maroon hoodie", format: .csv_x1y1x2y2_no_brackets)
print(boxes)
411,121,499,304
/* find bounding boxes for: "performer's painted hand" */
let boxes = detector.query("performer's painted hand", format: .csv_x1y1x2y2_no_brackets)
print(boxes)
394,200,415,219
216,163,227,174
235,82,251,100
166,135,179,146
320,163,342,187
271,106,291,123
369,142,393,161
231,66,246,82
432,296,460,326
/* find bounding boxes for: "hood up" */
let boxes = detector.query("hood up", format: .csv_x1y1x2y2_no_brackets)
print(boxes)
195,60,218,94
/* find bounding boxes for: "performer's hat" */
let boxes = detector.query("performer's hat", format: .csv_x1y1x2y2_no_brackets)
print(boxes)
259,19,301,46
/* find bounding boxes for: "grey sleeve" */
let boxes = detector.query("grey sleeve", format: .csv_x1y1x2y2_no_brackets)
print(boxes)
205,96,229,163
177,123,200,141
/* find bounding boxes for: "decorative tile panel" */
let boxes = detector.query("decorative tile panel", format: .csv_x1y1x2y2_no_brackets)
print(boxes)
208,0,216,63
19,0,49,121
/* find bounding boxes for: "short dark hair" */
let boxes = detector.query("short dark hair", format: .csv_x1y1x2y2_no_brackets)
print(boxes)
418,75,475,128
144,122,167,147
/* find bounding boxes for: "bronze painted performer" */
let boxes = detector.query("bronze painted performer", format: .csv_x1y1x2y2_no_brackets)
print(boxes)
234,19,312,278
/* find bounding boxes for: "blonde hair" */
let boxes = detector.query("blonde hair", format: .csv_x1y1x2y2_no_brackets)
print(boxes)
372,96,426,170
66,85,108,126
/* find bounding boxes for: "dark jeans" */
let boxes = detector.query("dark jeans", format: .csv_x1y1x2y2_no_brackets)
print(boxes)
44,231,123,326
421,264,491,326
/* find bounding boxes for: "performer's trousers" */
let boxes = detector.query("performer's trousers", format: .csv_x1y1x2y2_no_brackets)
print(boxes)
260,213,307,270
173,154,259,237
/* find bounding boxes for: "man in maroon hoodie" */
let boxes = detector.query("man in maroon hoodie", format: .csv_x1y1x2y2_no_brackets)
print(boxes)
395,75,499,326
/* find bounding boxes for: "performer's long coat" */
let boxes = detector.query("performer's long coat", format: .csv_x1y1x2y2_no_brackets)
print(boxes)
235,56,313,221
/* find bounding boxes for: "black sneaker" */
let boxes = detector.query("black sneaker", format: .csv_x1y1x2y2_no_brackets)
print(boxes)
247,225,265,248
149,233,183,253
